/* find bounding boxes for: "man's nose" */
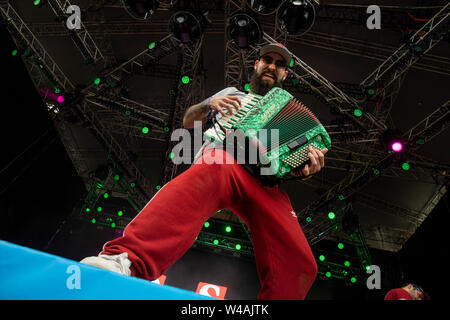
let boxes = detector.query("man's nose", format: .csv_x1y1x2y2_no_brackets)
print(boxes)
266,62,276,71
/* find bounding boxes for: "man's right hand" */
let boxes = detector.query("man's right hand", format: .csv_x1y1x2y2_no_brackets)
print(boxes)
208,95,242,117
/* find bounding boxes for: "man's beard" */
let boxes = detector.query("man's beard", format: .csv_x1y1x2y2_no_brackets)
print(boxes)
249,70,283,96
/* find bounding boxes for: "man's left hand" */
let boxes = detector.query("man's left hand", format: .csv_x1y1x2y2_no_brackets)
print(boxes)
291,147,328,178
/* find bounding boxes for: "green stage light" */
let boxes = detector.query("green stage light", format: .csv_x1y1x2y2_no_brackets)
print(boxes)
213,239,219,245
91,218,96,224
85,207,91,213
344,260,350,267
148,42,156,50
181,76,190,84
338,242,344,250
319,255,325,262
111,222,116,228
328,211,335,220
244,83,250,91
142,126,149,134
113,174,120,181
325,271,331,278
204,221,210,228
235,244,241,250
306,217,311,222
103,192,109,199
353,108,363,117
118,210,123,217
351,277,357,283
289,58,295,68
225,226,232,233
97,206,102,212
401,162,410,171
94,77,101,85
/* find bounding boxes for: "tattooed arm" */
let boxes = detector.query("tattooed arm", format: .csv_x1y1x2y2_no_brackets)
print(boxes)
182,96,242,129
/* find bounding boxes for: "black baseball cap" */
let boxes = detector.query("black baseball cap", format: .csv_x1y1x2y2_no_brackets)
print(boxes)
259,43,292,66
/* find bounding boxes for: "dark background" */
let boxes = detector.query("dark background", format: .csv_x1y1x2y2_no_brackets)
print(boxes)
0,24,448,300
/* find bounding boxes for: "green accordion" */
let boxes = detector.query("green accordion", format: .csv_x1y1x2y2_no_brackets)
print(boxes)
203,87,331,181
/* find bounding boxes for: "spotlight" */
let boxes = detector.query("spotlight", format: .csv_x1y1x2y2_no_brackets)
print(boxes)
169,11,206,43
247,0,283,15
122,0,158,20
380,129,406,154
277,0,315,35
391,141,403,153
227,12,262,49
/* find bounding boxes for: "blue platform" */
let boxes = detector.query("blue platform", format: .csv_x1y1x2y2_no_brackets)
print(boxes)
0,240,215,300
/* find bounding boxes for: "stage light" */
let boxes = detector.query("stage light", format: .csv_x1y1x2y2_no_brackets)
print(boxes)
57,95,64,103
380,129,406,154
111,222,116,228
148,41,156,50
277,0,315,35
338,242,344,250
118,210,123,216
244,83,251,91
91,218,96,224
319,255,325,262
401,162,410,171
328,211,335,220
247,0,283,15
97,206,102,212
350,277,357,283
344,260,350,267
123,0,158,20
170,11,205,44
11,49,18,56
85,208,91,213
33,0,47,6
204,221,210,228
142,126,150,134
235,244,241,250
325,271,331,278
391,141,403,152
353,108,363,117
103,192,109,199
225,226,232,233
113,174,120,181
213,239,219,245
94,77,101,85
181,75,190,84
289,57,295,68
227,12,262,49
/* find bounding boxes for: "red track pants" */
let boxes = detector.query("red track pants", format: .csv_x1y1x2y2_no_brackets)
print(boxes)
101,148,317,299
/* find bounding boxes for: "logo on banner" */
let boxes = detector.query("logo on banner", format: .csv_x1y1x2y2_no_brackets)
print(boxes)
151,275,167,285
196,282,228,299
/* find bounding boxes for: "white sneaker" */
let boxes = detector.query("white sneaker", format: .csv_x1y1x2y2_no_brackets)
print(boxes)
80,252,132,276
